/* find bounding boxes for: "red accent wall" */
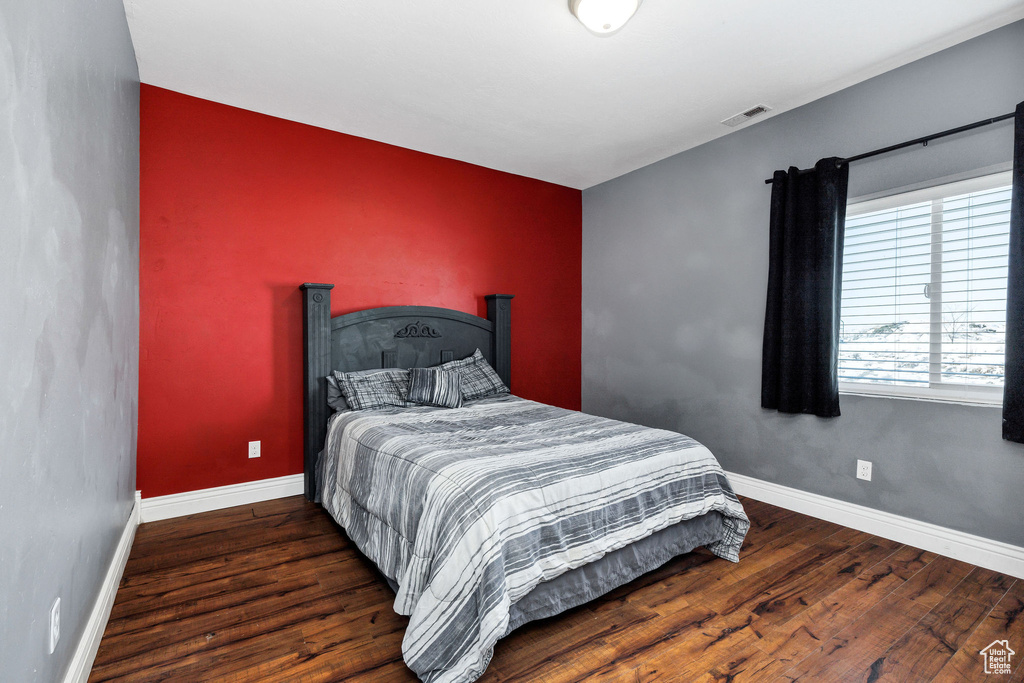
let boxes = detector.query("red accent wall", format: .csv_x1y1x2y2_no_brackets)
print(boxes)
139,85,582,498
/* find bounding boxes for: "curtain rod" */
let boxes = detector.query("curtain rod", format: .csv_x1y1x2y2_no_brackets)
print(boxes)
763,111,1015,184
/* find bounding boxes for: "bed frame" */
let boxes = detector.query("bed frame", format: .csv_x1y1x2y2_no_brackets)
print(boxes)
300,283,513,500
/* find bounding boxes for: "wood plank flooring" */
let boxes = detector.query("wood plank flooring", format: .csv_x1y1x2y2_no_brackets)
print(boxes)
90,496,1023,682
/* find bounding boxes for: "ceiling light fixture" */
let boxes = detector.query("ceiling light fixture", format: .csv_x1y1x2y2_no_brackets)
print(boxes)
569,0,641,36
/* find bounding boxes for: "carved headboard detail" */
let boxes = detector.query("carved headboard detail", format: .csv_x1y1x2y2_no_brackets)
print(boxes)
394,321,442,339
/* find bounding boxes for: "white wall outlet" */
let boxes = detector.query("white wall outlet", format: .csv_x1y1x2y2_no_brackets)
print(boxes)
49,597,60,654
248,440,260,459
856,459,873,481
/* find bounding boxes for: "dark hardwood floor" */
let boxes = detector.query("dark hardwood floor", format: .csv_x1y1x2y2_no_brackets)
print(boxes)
90,496,1023,682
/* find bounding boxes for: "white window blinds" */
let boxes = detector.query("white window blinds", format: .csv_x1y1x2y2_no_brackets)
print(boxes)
839,171,1012,403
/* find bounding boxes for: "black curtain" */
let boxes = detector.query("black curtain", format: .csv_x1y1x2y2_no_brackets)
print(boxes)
762,157,849,418
1004,101,1024,444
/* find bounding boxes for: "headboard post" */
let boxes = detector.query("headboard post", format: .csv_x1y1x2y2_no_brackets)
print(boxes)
300,282,334,500
485,294,513,390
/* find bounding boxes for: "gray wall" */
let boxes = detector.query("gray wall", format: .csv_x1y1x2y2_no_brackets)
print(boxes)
583,21,1024,547
0,0,139,680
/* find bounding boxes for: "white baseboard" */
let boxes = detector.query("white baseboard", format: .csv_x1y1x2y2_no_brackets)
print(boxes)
139,474,305,523
63,492,140,683
725,471,1024,580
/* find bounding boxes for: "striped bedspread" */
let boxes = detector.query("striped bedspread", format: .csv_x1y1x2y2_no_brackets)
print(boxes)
319,395,749,683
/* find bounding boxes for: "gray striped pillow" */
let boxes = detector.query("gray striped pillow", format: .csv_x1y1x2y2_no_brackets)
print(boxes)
336,369,412,411
407,367,463,408
327,368,409,411
438,349,508,401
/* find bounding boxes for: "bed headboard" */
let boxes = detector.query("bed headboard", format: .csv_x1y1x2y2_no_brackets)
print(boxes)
300,283,513,500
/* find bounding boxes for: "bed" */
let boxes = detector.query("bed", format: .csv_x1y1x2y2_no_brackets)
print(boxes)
300,284,749,683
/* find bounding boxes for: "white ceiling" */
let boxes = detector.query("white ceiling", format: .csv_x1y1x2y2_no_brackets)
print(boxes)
123,0,1024,189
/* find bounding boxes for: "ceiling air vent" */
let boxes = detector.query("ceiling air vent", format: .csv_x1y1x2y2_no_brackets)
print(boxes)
721,104,772,127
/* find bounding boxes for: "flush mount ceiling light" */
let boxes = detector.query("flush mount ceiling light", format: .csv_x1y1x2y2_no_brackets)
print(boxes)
569,0,641,36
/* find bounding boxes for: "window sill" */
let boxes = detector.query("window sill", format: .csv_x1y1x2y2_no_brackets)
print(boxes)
839,384,1002,408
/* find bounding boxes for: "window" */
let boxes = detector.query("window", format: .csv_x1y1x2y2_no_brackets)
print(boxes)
839,171,1012,404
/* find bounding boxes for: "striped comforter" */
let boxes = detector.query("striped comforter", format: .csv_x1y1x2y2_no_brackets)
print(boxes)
319,395,749,683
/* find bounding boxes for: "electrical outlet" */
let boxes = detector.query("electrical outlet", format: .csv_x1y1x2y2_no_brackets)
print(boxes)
248,441,260,459
856,459,872,481
49,597,60,654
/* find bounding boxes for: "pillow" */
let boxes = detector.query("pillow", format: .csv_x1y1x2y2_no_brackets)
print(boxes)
325,368,399,411
335,369,412,411
325,373,349,411
407,367,463,409
438,349,508,401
